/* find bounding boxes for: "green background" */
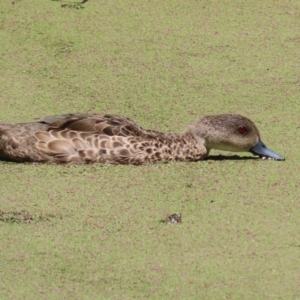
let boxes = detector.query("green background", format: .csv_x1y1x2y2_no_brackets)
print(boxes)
0,1,299,299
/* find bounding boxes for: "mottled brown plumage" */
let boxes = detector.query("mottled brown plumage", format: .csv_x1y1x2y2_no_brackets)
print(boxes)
0,113,284,164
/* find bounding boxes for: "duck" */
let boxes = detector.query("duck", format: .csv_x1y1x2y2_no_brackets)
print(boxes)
0,113,284,164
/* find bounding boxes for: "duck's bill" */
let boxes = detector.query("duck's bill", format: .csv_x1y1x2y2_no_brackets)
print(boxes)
250,140,285,161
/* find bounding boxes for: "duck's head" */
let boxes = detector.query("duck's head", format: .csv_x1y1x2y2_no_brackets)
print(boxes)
189,114,284,160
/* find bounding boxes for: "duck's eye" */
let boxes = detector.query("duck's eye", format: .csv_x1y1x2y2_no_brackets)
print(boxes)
238,126,247,134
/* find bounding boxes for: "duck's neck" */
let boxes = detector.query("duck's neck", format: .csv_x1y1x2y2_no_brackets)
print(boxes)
127,132,207,165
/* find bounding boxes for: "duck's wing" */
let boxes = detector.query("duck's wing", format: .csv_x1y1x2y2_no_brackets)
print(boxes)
32,114,168,163
42,113,162,138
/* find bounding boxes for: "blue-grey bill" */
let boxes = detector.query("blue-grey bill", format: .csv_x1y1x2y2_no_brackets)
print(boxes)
250,140,285,161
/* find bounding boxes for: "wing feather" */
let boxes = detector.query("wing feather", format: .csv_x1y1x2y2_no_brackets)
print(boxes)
41,114,165,138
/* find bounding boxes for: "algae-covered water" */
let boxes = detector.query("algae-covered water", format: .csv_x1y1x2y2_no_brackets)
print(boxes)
0,1,299,299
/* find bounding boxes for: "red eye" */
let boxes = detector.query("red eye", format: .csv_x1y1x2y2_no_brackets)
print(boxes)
238,126,247,134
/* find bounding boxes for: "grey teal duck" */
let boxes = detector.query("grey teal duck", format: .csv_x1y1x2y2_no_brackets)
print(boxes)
0,113,284,164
